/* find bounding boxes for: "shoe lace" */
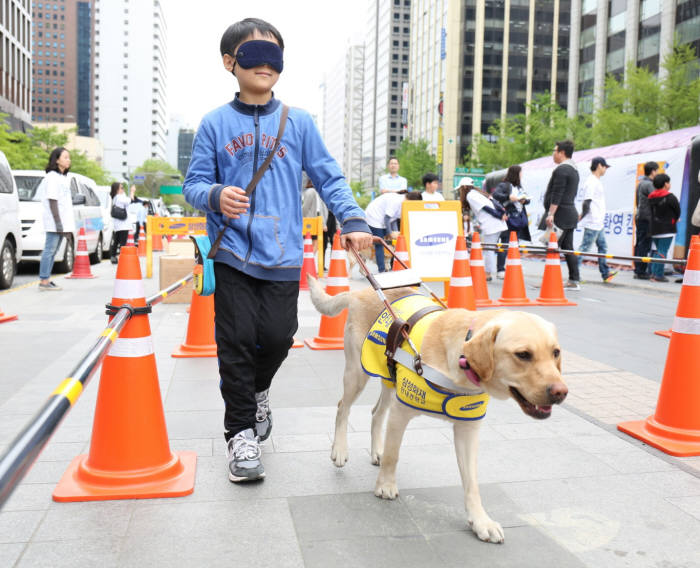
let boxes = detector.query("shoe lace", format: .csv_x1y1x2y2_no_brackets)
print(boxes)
255,390,270,422
230,434,261,461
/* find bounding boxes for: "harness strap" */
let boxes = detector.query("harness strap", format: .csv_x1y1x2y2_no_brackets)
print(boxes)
208,104,290,260
393,348,484,395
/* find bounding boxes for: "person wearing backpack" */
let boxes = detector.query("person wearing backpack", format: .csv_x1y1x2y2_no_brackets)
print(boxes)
492,165,531,278
648,173,680,282
109,182,136,264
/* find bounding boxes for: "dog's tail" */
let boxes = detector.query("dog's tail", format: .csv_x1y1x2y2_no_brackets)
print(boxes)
307,275,350,316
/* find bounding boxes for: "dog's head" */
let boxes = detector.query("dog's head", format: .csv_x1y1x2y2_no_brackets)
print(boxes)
459,312,567,419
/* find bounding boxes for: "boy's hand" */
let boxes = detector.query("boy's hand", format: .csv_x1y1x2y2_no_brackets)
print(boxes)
341,231,373,251
220,186,250,219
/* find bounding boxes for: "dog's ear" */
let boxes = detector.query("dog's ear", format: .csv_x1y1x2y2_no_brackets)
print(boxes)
462,323,500,382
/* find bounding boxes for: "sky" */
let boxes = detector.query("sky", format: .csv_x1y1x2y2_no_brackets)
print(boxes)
164,0,369,130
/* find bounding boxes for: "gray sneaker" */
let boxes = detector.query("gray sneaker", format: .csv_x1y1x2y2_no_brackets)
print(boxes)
226,428,265,482
255,389,272,441
38,281,62,291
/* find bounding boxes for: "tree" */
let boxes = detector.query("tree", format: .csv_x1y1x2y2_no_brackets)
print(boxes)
393,139,437,188
132,159,182,199
659,43,700,131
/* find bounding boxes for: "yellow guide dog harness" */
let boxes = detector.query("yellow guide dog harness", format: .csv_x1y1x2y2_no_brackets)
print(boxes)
361,294,489,421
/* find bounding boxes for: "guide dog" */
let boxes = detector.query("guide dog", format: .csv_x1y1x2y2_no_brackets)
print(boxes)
307,276,568,543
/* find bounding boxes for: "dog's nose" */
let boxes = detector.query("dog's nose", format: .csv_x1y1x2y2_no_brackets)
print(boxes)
547,382,568,404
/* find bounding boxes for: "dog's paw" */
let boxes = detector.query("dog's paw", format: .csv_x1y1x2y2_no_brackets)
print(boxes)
374,480,399,499
468,516,505,544
330,445,348,468
370,451,381,466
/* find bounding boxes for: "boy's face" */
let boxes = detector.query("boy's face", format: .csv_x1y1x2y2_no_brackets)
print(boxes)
425,180,438,192
223,31,281,94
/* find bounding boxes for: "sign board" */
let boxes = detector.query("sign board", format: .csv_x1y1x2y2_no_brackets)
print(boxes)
453,168,485,189
400,200,463,281
160,185,183,194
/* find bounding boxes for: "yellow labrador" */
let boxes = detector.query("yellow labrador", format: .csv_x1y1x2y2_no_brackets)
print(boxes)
307,276,568,543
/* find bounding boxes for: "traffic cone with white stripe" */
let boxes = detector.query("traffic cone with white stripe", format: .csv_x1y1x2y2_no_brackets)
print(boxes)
305,232,348,350
299,232,317,291
469,232,498,307
126,230,135,247
172,290,217,358
392,234,410,270
53,246,196,501
535,230,576,306
137,230,147,257
66,227,95,279
447,236,476,310
498,231,533,305
618,241,700,456
0,304,17,324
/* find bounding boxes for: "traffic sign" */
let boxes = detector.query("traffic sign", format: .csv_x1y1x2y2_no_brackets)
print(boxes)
160,185,183,194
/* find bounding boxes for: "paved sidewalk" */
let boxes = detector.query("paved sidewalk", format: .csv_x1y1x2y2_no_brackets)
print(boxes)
0,255,699,567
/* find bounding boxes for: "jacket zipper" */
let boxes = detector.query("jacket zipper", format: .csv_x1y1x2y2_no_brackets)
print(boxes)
243,107,260,266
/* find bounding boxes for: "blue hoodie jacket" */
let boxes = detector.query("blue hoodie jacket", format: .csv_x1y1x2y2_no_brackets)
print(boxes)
183,95,369,281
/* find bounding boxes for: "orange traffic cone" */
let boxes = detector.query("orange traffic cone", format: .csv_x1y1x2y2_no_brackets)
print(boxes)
0,304,17,323
126,230,135,247
137,231,147,257
447,236,476,310
618,241,700,456
299,233,317,291
535,231,576,306
305,232,348,350
66,227,96,279
172,290,217,358
291,337,304,348
392,234,410,270
498,232,533,305
469,232,498,307
53,247,196,501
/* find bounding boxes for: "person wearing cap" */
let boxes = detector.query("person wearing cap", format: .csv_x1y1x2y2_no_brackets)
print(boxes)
577,157,618,283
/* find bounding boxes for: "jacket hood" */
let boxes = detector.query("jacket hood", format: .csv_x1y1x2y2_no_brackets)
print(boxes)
648,188,670,200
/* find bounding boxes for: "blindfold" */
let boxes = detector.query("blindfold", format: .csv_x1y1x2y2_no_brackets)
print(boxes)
234,40,284,73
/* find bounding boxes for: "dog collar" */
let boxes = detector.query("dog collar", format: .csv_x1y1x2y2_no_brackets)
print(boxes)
459,327,482,387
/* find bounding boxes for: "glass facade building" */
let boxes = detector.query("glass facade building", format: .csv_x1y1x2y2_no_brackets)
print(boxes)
1,0,32,131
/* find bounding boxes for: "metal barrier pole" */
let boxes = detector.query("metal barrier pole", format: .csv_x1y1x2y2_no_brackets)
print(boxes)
147,273,193,307
0,307,131,509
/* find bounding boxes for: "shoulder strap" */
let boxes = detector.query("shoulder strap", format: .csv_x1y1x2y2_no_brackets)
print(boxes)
208,104,289,259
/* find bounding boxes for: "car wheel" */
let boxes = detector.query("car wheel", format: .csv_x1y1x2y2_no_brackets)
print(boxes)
0,239,16,289
55,236,75,273
90,235,103,264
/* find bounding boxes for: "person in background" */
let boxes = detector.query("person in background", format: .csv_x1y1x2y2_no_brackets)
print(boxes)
135,201,149,243
540,140,580,290
301,175,328,255
577,157,618,283
364,190,422,272
38,147,74,291
648,173,680,282
421,172,444,201
463,181,508,281
492,165,531,279
634,161,659,280
109,182,136,264
378,157,407,194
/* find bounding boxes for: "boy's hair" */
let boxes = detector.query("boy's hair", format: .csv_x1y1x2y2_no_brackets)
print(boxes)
422,172,439,186
220,18,284,56
45,146,69,175
555,140,574,158
644,161,660,177
653,173,670,189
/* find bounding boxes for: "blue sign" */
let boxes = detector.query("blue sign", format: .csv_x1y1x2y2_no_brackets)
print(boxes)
440,28,446,60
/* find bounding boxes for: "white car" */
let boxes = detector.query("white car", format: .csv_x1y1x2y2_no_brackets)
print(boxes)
0,151,22,288
15,170,106,272
94,186,114,255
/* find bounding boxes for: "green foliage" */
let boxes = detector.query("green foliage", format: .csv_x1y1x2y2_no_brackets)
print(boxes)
393,139,437,188
132,159,183,199
659,43,700,131
0,115,112,183
350,180,372,209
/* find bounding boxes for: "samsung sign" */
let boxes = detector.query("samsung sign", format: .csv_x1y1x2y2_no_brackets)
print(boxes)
414,233,454,247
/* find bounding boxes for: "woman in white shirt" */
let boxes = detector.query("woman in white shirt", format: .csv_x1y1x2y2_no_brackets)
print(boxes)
39,147,74,291
464,184,507,280
109,182,136,264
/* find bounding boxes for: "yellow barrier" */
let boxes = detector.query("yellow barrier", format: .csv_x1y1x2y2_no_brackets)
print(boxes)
146,216,207,278
147,215,326,278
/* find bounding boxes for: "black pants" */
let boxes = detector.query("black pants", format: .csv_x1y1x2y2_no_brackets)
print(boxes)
558,228,579,282
214,263,299,440
634,219,652,276
110,230,128,260
134,222,145,243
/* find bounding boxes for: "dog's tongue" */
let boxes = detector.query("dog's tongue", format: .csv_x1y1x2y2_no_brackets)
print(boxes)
536,405,552,412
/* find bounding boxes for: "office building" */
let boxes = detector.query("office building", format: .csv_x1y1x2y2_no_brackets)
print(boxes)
177,128,194,178
93,0,167,181
361,0,412,189
0,0,31,132
30,0,94,135
441,0,570,191
321,43,364,183
567,0,700,115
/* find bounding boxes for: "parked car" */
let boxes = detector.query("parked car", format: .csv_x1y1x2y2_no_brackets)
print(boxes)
167,204,184,216
14,170,106,272
0,151,22,288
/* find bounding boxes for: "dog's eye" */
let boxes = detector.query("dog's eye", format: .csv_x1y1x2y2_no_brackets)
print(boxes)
553,348,561,358
515,351,532,361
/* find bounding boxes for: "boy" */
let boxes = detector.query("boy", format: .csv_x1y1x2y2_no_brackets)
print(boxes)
647,173,680,282
421,172,444,201
183,18,372,482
